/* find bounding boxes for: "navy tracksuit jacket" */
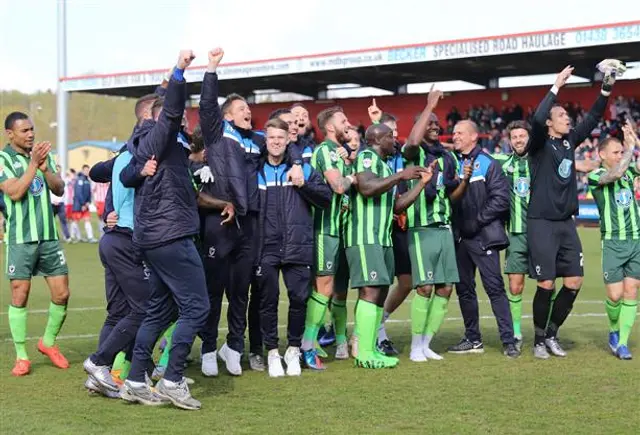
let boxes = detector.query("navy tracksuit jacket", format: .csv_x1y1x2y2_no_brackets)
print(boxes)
255,161,332,350
122,74,209,384
452,145,514,345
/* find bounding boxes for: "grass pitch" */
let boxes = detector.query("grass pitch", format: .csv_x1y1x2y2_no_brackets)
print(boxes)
0,228,638,434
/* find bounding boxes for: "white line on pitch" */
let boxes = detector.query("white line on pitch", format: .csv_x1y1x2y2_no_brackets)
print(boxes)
2,312,608,343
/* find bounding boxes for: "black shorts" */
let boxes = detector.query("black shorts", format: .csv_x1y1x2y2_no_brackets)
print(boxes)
527,218,583,281
392,225,411,277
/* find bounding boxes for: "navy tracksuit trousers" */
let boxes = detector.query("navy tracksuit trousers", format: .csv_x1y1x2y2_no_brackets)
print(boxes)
128,237,209,383
91,231,149,366
455,237,514,345
256,252,311,351
198,213,263,355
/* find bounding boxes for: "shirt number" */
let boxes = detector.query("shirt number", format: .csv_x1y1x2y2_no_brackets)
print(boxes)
579,252,584,267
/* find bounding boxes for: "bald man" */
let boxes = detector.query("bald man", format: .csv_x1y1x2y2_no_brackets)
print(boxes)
448,120,520,358
345,124,431,368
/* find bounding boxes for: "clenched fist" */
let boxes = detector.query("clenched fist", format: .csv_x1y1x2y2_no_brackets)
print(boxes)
208,47,224,72
177,50,196,70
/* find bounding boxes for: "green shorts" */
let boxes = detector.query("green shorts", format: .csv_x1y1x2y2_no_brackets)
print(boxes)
314,234,350,292
504,233,528,275
408,226,459,287
5,240,69,280
345,245,394,288
602,239,640,284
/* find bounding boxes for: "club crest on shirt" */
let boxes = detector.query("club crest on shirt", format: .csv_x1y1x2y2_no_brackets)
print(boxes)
558,159,572,179
514,177,530,197
329,151,338,162
436,172,444,189
29,176,44,196
615,188,633,209
363,158,372,169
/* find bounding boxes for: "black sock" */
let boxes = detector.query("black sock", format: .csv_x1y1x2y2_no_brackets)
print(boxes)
546,285,579,338
533,286,554,345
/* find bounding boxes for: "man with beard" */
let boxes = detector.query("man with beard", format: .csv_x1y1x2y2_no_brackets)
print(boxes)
301,106,356,370
291,103,315,147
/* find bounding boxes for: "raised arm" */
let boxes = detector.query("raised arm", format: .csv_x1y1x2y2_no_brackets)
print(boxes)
136,50,193,162
403,86,443,161
200,48,225,147
528,66,574,153
570,67,616,145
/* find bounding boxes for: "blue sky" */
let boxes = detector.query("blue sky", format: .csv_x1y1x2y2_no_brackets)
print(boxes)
0,0,636,93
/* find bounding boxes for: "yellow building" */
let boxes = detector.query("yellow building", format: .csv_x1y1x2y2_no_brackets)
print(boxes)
52,141,124,171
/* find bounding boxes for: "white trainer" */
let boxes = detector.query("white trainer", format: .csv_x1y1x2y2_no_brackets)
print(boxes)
218,343,242,376
284,347,301,377
201,351,218,377
267,349,285,378
422,346,444,360
410,346,428,362
335,342,349,360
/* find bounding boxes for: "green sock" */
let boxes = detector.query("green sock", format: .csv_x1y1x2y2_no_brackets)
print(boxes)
605,298,622,332
508,294,523,338
331,299,348,344
411,293,430,335
353,299,359,337
119,359,131,380
112,351,127,371
618,299,638,347
42,302,67,347
8,306,28,360
158,323,176,368
163,323,176,341
355,300,378,357
302,291,329,350
425,295,449,337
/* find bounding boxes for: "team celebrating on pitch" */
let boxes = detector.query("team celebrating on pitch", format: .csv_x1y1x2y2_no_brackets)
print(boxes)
1,49,636,410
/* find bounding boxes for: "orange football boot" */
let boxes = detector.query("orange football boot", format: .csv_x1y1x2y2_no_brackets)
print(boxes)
11,359,31,376
37,339,70,369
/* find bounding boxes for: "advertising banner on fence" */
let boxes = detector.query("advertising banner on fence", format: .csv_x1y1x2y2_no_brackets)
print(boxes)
61,22,640,92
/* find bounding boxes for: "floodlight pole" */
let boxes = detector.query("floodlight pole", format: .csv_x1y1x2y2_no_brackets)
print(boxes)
56,0,68,172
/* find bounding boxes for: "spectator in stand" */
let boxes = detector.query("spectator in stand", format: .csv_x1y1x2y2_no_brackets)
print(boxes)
51,165,70,242
71,164,97,243
447,106,462,127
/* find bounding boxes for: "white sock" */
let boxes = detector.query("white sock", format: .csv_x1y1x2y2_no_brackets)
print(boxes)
377,323,388,343
424,335,433,348
71,222,80,239
411,335,424,350
84,221,94,239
